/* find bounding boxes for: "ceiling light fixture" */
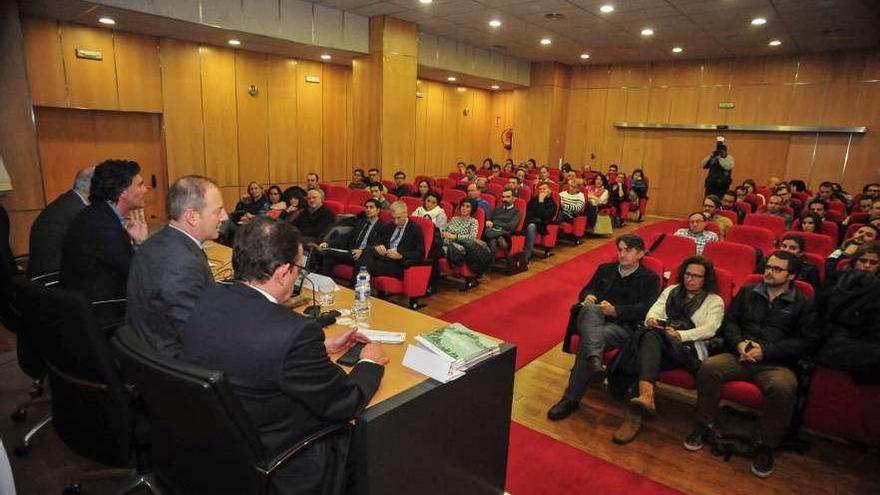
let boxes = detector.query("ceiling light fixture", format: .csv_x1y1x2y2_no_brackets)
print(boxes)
228,39,241,46
98,17,115,25
320,54,331,60
641,28,654,36
580,53,590,60
490,85,500,90
489,19,501,28
769,39,782,46
751,17,767,26
672,46,683,53
540,38,552,45
600,5,615,14
447,76,457,82
457,87,467,92
419,0,433,4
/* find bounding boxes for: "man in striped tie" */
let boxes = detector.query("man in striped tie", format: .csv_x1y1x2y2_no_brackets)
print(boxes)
356,201,424,280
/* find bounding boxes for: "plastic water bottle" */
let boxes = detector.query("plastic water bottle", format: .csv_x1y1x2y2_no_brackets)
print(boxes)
352,267,371,322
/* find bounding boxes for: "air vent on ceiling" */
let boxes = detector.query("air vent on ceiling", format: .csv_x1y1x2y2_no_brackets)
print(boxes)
544,12,565,20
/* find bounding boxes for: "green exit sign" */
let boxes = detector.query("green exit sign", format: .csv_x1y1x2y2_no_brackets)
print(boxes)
75,48,103,61
718,102,735,109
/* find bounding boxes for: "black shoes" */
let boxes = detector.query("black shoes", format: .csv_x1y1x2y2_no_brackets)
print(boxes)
586,356,606,383
683,422,720,451
751,445,775,478
547,399,579,421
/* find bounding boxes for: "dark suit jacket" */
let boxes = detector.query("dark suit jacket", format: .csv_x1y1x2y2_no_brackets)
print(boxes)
181,282,383,464
60,201,133,318
375,220,424,263
27,190,87,277
126,226,214,358
290,204,335,241
344,217,384,250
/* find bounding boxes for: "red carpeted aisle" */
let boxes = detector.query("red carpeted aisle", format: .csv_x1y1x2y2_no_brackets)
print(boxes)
439,220,680,369
506,422,683,495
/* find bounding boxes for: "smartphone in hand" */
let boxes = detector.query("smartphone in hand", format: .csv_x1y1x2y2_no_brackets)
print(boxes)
336,342,366,367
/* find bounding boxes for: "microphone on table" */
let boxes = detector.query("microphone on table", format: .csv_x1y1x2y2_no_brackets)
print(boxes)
297,268,322,319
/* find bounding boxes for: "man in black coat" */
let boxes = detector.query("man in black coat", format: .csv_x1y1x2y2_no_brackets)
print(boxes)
523,182,556,261
127,175,228,358
27,167,93,278
356,201,424,279
315,198,384,275
483,189,522,252
182,217,387,495
290,188,335,245
61,160,148,325
548,234,660,421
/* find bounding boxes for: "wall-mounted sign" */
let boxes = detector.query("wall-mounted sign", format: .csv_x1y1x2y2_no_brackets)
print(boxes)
718,102,735,109
75,48,103,61
305,75,320,83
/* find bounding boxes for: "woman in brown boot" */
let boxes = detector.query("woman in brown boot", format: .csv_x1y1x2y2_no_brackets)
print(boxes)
613,256,725,444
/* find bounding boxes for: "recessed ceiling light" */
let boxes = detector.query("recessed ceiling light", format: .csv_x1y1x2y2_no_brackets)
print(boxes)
580,53,590,60
320,54,331,60
672,46,683,53
447,76,457,82
540,38,552,45
641,28,654,36
419,0,433,4
457,87,467,92
600,5,615,14
489,19,502,28
751,17,767,26
490,85,500,90
98,17,115,25
228,39,241,46
769,39,782,46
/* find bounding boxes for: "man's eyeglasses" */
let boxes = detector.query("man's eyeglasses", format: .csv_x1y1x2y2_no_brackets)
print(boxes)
764,265,788,274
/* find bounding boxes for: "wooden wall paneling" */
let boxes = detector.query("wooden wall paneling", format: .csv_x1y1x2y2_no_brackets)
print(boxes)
159,39,205,181
35,107,98,203
6,210,39,257
784,134,818,185
667,86,700,123
267,56,298,185
528,87,554,165
727,86,764,125
622,63,650,87
796,53,832,84
235,51,270,186
345,69,354,180
219,186,242,215
700,59,732,86
619,88,649,169
421,81,445,176
726,133,790,187
586,65,612,89
563,89,587,164
829,50,869,83
59,23,119,110
810,135,850,184
730,57,767,86
441,84,460,168
296,60,324,178
694,86,729,124
862,50,880,81
671,60,702,87
113,32,162,112
582,88,608,170
788,83,827,125
649,61,675,88
488,91,513,164
763,55,799,84
843,133,880,192
455,90,475,167
470,90,491,166
413,80,428,175
654,131,704,218
547,85,570,167
21,18,67,107
600,88,626,166
199,46,239,187
756,85,794,124
323,64,350,182
821,82,867,126
607,64,627,88
380,54,417,178
350,54,379,170
646,86,671,123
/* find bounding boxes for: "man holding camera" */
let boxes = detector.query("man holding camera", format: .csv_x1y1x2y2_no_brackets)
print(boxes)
702,141,734,198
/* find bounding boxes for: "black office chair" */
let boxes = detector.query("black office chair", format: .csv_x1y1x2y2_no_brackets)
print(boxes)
9,277,157,494
111,325,349,495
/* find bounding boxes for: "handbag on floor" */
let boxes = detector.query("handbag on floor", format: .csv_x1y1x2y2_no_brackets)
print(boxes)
593,214,613,236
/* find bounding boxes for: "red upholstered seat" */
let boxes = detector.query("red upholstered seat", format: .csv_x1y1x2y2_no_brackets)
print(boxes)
371,216,435,309
487,183,504,198
414,175,435,189
725,225,775,258
381,180,394,192
783,230,834,257
532,190,561,257
402,196,422,214
802,252,826,283
741,274,815,300
646,233,696,278
493,199,528,262
736,200,754,214
827,200,846,215
676,219,721,237
824,210,844,223
438,209,486,288
347,189,371,206
848,212,868,224
669,267,733,307
344,204,364,216
481,193,496,209
324,200,344,216
442,188,466,207
804,366,880,446
844,222,866,242
744,213,786,238
702,241,758,291
326,185,350,204
716,209,737,225
384,193,397,204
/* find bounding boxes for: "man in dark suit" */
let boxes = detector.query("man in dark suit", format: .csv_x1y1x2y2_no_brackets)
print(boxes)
61,160,148,324
315,198,384,275
27,167,93,278
290,188,335,246
182,218,387,495
127,175,228,358
483,188,522,252
357,201,424,279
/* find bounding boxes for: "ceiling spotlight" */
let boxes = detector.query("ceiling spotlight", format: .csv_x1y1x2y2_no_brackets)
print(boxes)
540,38,552,45
320,54,331,60
672,46,683,53
751,17,767,26
490,85,500,90
228,39,241,46
419,0,433,4
447,76,457,82
769,39,782,46
641,28,654,36
489,19,502,28
580,53,590,60
98,17,115,25
600,5,615,14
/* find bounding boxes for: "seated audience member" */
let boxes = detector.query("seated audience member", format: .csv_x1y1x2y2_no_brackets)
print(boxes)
684,251,818,479
233,181,268,224
357,201,425,280
459,164,478,186
810,181,835,204
466,183,491,216
789,180,807,194
411,191,447,229
775,184,799,216
523,182,557,261
674,212,719,255
349,168,367,189
864,183,880,202
441,199,492,277
515,167,527,185
585,173,609,232
532,166,551,188
489,163,502,180
774,233,821,290
763,194,793,229
369,183,390,209
182,218,387,494
796,212,824,235
455,161,467,175
61,159,148,324
476,176,489,193
826,224,878,275
282,186,306,222
304,172,320,191
817,243,880,384
415,179,433,199
609,173,629,228
703,195,732,238
27,166,93,278
127,175,227,358
719,190,745,224
367,168,383,190
614,256,725,444
767,176,782,190
806,198,827,221
389,171,411,198
629,169,649,221
506,176,528,198
735,185,759,212
484,189,522,252
558,178,586,223
317,199,384,275
547,234,660,421
265,185,287,218
830,182,852,203
842,196,874,227
480,157,493,171
526,158,537,170
607,164,619,176
289,188,335,246
502,159,514,174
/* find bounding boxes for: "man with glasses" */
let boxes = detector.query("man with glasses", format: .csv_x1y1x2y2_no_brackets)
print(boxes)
684,250,818,479
389,171,411,198
674,212,719,255
702,195,732,238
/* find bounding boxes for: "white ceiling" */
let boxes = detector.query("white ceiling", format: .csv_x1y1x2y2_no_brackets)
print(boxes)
313,0,880,64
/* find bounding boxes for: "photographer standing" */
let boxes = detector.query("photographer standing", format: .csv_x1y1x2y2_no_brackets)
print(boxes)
702,141,734,198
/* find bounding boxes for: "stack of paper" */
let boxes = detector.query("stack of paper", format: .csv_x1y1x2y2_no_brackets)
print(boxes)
402,323,500,383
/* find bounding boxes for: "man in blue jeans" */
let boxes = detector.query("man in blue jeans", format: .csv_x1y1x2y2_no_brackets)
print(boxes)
548,234,660,420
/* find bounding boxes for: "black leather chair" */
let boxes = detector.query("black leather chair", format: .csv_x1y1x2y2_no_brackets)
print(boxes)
111,325,349,495
9,276,158,493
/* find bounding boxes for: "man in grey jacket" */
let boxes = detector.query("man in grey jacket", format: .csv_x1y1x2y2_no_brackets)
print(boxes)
483,189,521,252
126,175,228,357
